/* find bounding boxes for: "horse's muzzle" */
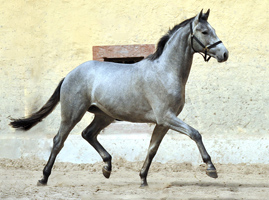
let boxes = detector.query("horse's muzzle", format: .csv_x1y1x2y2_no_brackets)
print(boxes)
218,50,229,63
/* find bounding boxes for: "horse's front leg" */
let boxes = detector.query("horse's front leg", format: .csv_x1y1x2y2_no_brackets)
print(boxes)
162,114,218,178
140,125,169,187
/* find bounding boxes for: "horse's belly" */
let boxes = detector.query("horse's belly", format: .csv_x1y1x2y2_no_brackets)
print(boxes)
91,93,155,123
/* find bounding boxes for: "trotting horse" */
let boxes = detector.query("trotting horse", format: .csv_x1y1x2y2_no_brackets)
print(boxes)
10,9,228,187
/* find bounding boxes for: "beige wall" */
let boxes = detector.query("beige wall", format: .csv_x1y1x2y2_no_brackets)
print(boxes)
1,0,268,138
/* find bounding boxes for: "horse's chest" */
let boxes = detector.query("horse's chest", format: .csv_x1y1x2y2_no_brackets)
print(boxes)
166,87,185,113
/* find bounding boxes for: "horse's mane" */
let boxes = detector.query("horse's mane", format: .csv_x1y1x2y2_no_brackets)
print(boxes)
146,17,195,61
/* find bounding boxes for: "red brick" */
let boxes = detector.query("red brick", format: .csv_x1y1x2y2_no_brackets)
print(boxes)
93,44,155,61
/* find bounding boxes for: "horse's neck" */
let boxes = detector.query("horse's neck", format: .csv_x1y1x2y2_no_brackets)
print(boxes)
159,25,193,86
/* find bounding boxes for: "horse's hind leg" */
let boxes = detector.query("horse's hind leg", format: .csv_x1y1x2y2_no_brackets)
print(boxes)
37,99,89,186
37,120,77,186
82,114,114,178
140,125,169,187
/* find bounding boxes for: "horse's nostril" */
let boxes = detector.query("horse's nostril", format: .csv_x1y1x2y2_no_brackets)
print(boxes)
223,52,228,60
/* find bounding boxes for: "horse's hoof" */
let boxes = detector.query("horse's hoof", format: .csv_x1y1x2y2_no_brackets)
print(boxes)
102,166,111,179
206,169,218,178
37,180,47,186
140,178,148,188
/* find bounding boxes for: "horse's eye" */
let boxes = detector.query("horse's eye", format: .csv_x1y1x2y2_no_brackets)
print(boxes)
202,31,208,35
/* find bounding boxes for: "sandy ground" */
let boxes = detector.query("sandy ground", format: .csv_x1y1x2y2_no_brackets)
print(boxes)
0,158,268,200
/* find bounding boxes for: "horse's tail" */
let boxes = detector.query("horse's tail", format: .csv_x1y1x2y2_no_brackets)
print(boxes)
9,78,65,131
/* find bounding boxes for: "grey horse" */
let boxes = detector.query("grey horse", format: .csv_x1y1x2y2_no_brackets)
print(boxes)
10,9,228,187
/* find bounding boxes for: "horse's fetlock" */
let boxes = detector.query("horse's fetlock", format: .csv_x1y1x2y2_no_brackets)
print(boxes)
103,154,112,163
203,155,212,163
43,168,51,178
139,170,147,179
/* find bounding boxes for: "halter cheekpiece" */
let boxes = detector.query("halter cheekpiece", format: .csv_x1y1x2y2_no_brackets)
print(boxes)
190,22,222,62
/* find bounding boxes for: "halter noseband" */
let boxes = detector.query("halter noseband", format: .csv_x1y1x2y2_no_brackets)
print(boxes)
190,22,222,62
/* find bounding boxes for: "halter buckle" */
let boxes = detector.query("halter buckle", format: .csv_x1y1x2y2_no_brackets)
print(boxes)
204,46,209,52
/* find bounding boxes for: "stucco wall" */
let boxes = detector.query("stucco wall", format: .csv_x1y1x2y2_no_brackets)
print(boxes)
0,1,268,162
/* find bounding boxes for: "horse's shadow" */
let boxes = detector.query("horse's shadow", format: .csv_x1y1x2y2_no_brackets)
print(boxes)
170,180,268,188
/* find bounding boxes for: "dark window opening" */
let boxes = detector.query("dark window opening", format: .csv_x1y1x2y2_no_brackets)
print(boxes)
92,45,155,62
103,57,144,64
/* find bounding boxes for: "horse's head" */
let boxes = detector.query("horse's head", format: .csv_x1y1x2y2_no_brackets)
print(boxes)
191,9,229,63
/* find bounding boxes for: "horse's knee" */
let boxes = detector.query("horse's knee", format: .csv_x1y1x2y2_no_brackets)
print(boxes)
190,129,202,141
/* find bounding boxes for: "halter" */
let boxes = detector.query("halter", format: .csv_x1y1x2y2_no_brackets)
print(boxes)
190,22,222,62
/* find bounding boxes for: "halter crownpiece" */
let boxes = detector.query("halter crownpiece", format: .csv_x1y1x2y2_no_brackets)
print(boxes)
190,22,222,62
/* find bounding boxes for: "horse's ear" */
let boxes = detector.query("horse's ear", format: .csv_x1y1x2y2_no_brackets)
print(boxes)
193,9,203,26
204,9,210,20
198,9,203,22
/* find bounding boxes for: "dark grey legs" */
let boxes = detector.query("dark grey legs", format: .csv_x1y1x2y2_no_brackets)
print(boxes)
140,115,217,187
196,136,217,178
38,112,216,187
37,114,113,186
140,125,169,187
37,121,76,186
164,115,217,179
